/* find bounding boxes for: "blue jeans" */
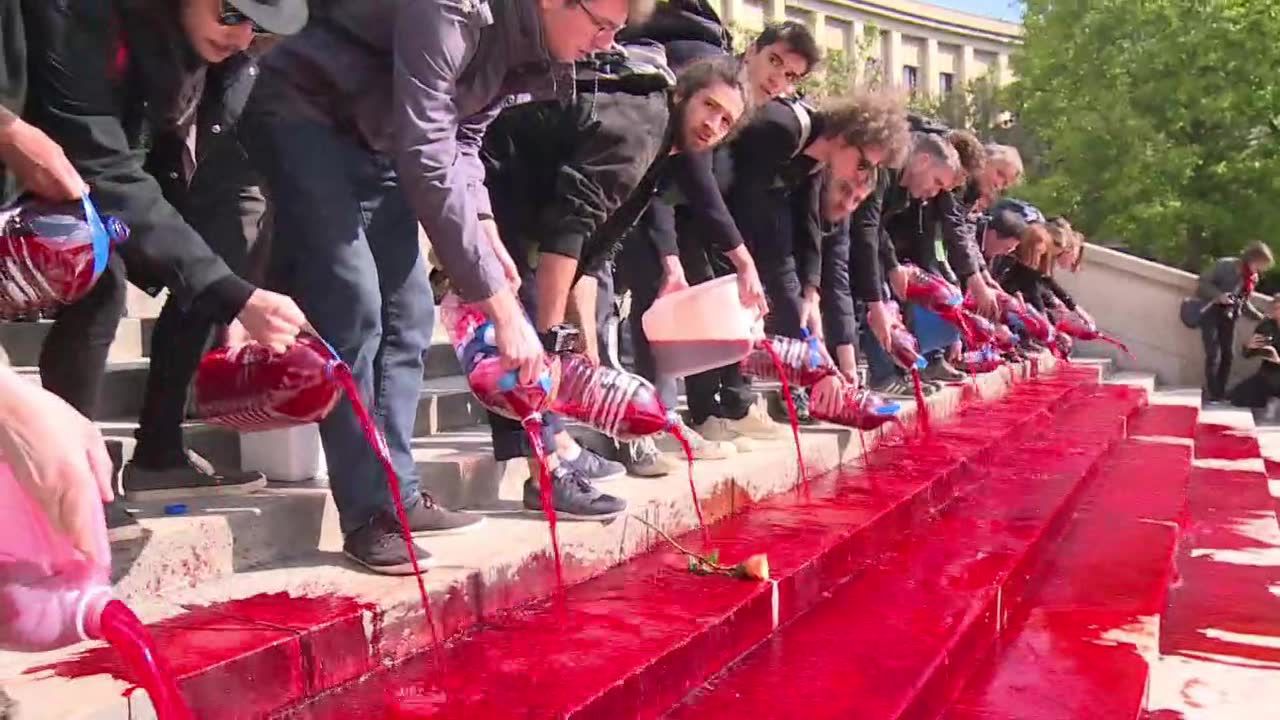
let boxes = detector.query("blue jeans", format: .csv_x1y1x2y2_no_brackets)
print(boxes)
857,302,900,388
241,116,432,536
910,305,962,357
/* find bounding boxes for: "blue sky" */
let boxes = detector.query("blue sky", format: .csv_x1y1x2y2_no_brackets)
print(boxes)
927,0,1024,22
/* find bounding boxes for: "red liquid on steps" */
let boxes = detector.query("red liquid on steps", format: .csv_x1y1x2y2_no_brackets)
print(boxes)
522,417,564,590
911,368,931,435
97,601,192,720
760,340,808,486
334,371,437,645
668,426,709,546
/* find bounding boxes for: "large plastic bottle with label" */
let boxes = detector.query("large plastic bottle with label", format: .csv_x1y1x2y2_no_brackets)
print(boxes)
193,334,345,432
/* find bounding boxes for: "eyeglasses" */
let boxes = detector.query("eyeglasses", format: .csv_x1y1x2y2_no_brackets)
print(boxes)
575,0,623,40
220,1,269,34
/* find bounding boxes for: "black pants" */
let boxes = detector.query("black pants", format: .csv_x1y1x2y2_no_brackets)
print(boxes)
1229,370,1280,409
614,205,679,410
132,146,269,468
39,253,127,419
1201,309,1236,400
674,207,755,426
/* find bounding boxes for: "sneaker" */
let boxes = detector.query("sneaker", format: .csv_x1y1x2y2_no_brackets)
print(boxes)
873,377,923,400
105,501,145,544
623,436,677,477
523,464,627,520
406,494,485,536
921,357,966,383
723,404,784,441
783,386,816,425
122,451,266,502
560,447,626,483
693,417,759,453
657,421,736,460
344,515,435,576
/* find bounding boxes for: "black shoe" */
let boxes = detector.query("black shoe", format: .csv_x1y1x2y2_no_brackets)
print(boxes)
560,448,625,483
523,464,626,520
122,451,266,502
105,501,145,544
406,494,485,536
343,515,435,576
784,386,816,425
921,357,966,383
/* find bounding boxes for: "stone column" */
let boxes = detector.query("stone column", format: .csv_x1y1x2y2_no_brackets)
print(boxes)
812,12,827,47
718,0,742,25
884,29,902,89
958,44,976,86
996,52,1011,85
922,37,939,96
768,0,786,22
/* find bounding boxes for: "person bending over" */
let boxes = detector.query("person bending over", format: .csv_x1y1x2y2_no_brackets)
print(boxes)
1196,242,1274,404
479,51,748,515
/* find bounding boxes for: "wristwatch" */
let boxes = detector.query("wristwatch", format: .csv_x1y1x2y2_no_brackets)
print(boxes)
539,324,584,354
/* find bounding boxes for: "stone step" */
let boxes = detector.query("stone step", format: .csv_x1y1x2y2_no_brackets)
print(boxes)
670,384,1144,720
0,319,145,367
0,358,1067,720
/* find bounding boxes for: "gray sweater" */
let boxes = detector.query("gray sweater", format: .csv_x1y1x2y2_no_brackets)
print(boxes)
258,0,574,302
1197,256,1264,321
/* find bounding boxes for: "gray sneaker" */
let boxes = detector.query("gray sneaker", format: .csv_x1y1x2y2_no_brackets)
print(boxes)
623,436,678,477
406,494,485,536
344,515,435,576
523,464,626,520
122,451,266,502
560,447,626,483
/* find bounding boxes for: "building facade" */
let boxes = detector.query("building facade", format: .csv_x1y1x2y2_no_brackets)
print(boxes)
711,0,1023,95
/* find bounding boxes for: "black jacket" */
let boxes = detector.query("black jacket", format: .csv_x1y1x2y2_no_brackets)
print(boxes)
616,0,732,68
482,46,676,278
820,214,857,347
725,97,824,290
19,0,254,322
849,162,917,302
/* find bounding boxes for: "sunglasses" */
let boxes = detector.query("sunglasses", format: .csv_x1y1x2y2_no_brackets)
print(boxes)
219,1,270,34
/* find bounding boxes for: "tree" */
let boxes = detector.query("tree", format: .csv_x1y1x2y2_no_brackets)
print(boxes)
1012,0,1280,271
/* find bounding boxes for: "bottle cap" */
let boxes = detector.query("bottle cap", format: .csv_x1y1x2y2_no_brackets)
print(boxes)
164,503,188,516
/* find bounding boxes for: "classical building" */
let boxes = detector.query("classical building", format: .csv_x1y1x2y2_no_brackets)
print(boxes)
712,0,1023,95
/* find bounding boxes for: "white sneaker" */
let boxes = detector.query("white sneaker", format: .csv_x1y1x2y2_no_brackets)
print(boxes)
693,417,759,453
724,404,785,441
658,420,737,460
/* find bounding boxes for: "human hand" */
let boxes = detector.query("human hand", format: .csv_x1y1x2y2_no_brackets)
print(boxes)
237,289,306,352
485,289,544,385
0,370,113,567
967,274,998,318
0,118,87,201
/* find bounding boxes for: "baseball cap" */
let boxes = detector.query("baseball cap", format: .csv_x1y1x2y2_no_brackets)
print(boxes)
225,0,309,35
985,207,1027,240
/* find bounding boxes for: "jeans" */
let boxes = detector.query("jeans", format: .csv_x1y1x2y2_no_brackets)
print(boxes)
910,305,961,358
1201,309,1236,400
857,302,900,388
39,253,127,419
134,144,269,468
241,114,432,536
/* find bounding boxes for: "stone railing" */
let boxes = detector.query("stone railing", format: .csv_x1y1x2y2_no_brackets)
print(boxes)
1053,244,1270,389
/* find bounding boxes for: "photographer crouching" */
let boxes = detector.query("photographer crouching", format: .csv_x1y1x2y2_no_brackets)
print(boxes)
1197,241,1274,403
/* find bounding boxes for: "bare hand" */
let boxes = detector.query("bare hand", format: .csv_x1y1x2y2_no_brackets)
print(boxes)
481,218,522,293
888,266,910,301
221,319,252,347
1073,307,1095,327
866,300,894,351
658,263,690,298
0,119,88,201
237,289,307,352
835,343,858,383
967,275,998,318
1262,347,1280,364
486,289,544,385
1247,333,1269,350
0,370,113,567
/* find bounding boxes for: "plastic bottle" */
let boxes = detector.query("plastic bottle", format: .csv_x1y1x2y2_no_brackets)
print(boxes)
0,197,128,319
808,375,901,430
961,309,997,347
902,264,968,336
193,334,344,431
0,462,112,651
739,332,836,388
889,326,928,371
438,293,560,422
957,347,1004,374
550,353,678,440
993,323,1019,353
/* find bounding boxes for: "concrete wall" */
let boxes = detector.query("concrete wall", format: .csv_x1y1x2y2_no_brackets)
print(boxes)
1054,244,1270,390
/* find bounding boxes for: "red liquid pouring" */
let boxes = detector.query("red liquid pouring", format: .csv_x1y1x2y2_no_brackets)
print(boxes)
95,601,193,720
668,426,709,546
1054,313,1136,359
760,339,808,486
334,371,438,645
807,375,901,431
739,335,835,387
910,368,931,435
522,416,564,590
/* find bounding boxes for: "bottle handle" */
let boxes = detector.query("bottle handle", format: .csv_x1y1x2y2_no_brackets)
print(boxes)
80,194,110,278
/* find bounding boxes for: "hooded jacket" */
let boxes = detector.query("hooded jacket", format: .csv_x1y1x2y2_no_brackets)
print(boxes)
482,44,677,279
258,0,576,304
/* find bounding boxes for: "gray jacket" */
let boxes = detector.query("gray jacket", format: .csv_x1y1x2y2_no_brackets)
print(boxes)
259,0,573,302
1198,256,1264,321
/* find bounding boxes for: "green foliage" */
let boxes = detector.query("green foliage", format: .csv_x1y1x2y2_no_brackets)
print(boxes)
1011,0,1280,271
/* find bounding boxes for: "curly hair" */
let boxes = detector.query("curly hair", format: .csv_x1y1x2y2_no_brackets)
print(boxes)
946,129,985,182
817,87,911,168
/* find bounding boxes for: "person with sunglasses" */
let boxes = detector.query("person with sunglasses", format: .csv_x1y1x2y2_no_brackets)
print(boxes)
12,0,312,537
238,0,655,575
